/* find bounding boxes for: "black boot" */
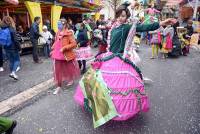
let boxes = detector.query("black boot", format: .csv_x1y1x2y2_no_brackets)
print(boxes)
81,60,87,74
6,120,17,134
78,60,82,70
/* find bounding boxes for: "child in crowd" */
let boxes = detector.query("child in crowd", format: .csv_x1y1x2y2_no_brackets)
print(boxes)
150,26,163,59
161,25,174,59
75,23,93,74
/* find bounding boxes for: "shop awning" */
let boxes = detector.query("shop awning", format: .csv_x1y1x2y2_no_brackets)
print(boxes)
0,0,102,13
166,0,184,6
56,0,102,11
4,0,19,5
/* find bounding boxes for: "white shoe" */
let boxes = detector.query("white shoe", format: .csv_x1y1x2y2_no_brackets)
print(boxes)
143,77,153,83
0,67,4,72
9,72,19,80
16,67,21,72
53,87,61,95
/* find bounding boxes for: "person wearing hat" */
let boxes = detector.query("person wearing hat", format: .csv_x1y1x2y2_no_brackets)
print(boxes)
41,25,53,58
0,117,17,134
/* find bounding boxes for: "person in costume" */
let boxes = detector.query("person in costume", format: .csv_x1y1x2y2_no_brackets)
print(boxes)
143,4,160,24
132,1,144,19
183,20,194,55
146,7,159,46
93,29,108,55
51,19,80,95
131,5,143,51
161,25,174,59
75,23,93,74
0,117,17,134
74,1,176,128
179,29,191,56
133,33,141,51
149,26,163,59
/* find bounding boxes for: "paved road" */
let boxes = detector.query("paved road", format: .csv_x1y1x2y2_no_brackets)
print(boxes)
0,48,97,102
8,45,200,134
0,56,53,102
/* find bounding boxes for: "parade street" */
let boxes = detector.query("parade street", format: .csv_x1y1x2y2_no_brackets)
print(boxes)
1,45,199,134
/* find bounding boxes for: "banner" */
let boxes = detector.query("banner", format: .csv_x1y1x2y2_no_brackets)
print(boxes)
51,5,63,32
25,1,43,31
95,13,100,21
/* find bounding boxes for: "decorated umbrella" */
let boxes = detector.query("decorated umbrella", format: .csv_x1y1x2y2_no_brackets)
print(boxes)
4,0,19,5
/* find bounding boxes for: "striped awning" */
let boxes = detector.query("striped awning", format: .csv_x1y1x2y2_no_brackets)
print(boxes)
166,0,184,6
4,0,19,5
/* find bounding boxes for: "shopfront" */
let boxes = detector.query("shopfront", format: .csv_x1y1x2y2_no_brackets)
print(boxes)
0,0,101,51
0,0,101,31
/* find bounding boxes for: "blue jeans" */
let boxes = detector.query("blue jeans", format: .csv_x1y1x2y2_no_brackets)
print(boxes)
44,43,50,58
141,32,146,40
0,46,3,67
5,49,20,72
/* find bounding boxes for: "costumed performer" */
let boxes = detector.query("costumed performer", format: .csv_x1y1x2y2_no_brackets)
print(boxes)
74,1,176,128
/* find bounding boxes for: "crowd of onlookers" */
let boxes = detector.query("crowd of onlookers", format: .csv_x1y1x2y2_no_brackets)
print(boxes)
0,15,113,81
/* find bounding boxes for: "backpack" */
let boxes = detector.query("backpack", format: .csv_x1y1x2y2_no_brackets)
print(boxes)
0,28,12,46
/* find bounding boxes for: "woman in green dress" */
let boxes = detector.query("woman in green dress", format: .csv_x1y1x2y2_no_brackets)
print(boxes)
74,1,177,128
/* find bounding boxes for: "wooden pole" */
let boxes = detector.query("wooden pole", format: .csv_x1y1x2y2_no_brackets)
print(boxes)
27,12,30,28
6,8,9,16
3,12,5,18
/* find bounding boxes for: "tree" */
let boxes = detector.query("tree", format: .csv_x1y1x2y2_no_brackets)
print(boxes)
104,0,121,13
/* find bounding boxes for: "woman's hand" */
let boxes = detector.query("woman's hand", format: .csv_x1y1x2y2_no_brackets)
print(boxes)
51,44,55,50
159,18,177,27
77,43,80,48
50,51,53,56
